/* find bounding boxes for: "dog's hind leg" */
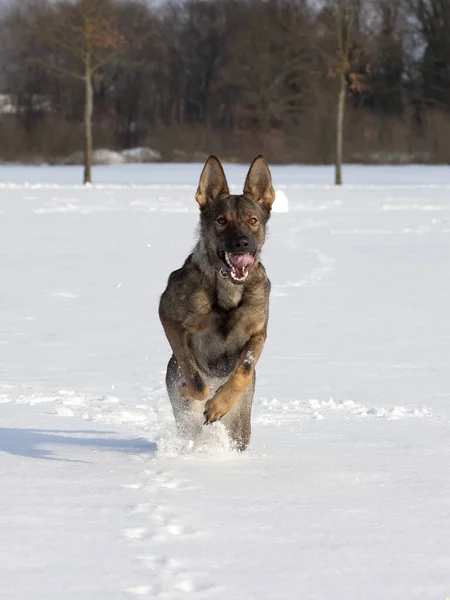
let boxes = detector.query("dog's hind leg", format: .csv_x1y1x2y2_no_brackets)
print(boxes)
166,355,204,440
222,372,255,452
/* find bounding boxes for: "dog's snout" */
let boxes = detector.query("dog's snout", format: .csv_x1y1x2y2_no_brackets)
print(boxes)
230,234,251,252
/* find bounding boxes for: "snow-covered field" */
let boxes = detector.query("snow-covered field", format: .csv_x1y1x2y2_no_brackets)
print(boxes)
1,163,450,599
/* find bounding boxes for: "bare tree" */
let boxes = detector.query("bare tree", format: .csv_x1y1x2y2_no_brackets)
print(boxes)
313,1,363,183
22,0,130,183
275,0,364,182
406,0,450,111
2,0,447,166
225,0,313,135
335,0,354,184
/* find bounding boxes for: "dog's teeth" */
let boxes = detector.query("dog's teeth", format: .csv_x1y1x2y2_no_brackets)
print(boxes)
228,262,250,282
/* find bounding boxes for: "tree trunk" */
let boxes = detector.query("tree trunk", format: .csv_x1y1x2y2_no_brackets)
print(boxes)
84,66,93,185
335,72,345,186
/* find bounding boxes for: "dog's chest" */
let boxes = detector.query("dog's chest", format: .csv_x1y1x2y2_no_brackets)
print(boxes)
190,278,247,376
215,279,243,312
191,306,245,377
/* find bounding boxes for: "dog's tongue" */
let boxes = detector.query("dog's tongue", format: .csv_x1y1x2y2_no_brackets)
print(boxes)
229,253,255,268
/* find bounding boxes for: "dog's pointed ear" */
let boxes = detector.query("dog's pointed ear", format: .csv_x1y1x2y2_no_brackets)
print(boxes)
243,155,275,213
195,155,229,211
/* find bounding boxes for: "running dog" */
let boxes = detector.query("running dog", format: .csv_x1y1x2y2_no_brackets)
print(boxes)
159,155,275,450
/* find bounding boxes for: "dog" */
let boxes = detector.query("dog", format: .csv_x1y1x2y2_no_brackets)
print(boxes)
159,155,275,451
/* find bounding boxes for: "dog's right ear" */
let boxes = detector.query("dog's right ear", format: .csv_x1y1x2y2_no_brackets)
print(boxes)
195,155,229,211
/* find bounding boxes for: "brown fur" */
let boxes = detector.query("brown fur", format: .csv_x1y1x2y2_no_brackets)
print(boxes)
159,155,275,450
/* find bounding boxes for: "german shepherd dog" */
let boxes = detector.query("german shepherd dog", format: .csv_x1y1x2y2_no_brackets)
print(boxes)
159,155,275,451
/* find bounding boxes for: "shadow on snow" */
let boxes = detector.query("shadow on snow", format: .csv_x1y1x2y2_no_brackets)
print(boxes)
0,427,157,462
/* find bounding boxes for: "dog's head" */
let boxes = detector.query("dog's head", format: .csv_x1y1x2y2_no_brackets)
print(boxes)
195,155,275,284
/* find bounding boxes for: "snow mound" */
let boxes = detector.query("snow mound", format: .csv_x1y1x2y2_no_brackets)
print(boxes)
121,147,161,162
60,151,84,165
60,147,161,165
274,189,289,213
0,93,16,114
92,149,126,165
61,149,126,166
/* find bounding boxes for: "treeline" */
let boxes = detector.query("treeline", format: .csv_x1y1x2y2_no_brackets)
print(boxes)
1,0,450,164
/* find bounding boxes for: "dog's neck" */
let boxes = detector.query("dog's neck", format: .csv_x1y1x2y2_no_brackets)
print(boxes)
191,241,247,310
215,273,244,310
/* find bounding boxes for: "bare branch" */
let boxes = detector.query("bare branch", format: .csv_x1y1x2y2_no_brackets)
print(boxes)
33,56,84,81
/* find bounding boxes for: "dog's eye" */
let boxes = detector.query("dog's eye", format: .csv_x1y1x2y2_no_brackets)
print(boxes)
249,217,258,225
216,217,227,226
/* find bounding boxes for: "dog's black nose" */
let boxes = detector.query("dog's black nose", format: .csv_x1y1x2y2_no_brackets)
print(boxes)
230,234,251,252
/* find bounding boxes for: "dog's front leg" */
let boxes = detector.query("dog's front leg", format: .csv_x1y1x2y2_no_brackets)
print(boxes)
203,333,266,424
160,315,210,401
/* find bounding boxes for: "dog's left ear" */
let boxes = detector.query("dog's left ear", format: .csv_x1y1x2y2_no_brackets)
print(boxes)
243,155,275,213
195,155,230,211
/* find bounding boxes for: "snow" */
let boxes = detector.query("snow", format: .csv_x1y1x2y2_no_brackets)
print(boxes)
3,161,450,185
61,149,126,166
1,163,450,599
60,147,162,167
0,93,15,114
121,147,162,163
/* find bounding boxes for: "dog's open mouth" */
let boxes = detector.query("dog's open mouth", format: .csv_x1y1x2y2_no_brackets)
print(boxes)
221,251,255,282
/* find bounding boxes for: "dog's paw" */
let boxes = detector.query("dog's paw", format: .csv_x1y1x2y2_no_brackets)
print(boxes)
203,397,229,425
179,382,210,402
